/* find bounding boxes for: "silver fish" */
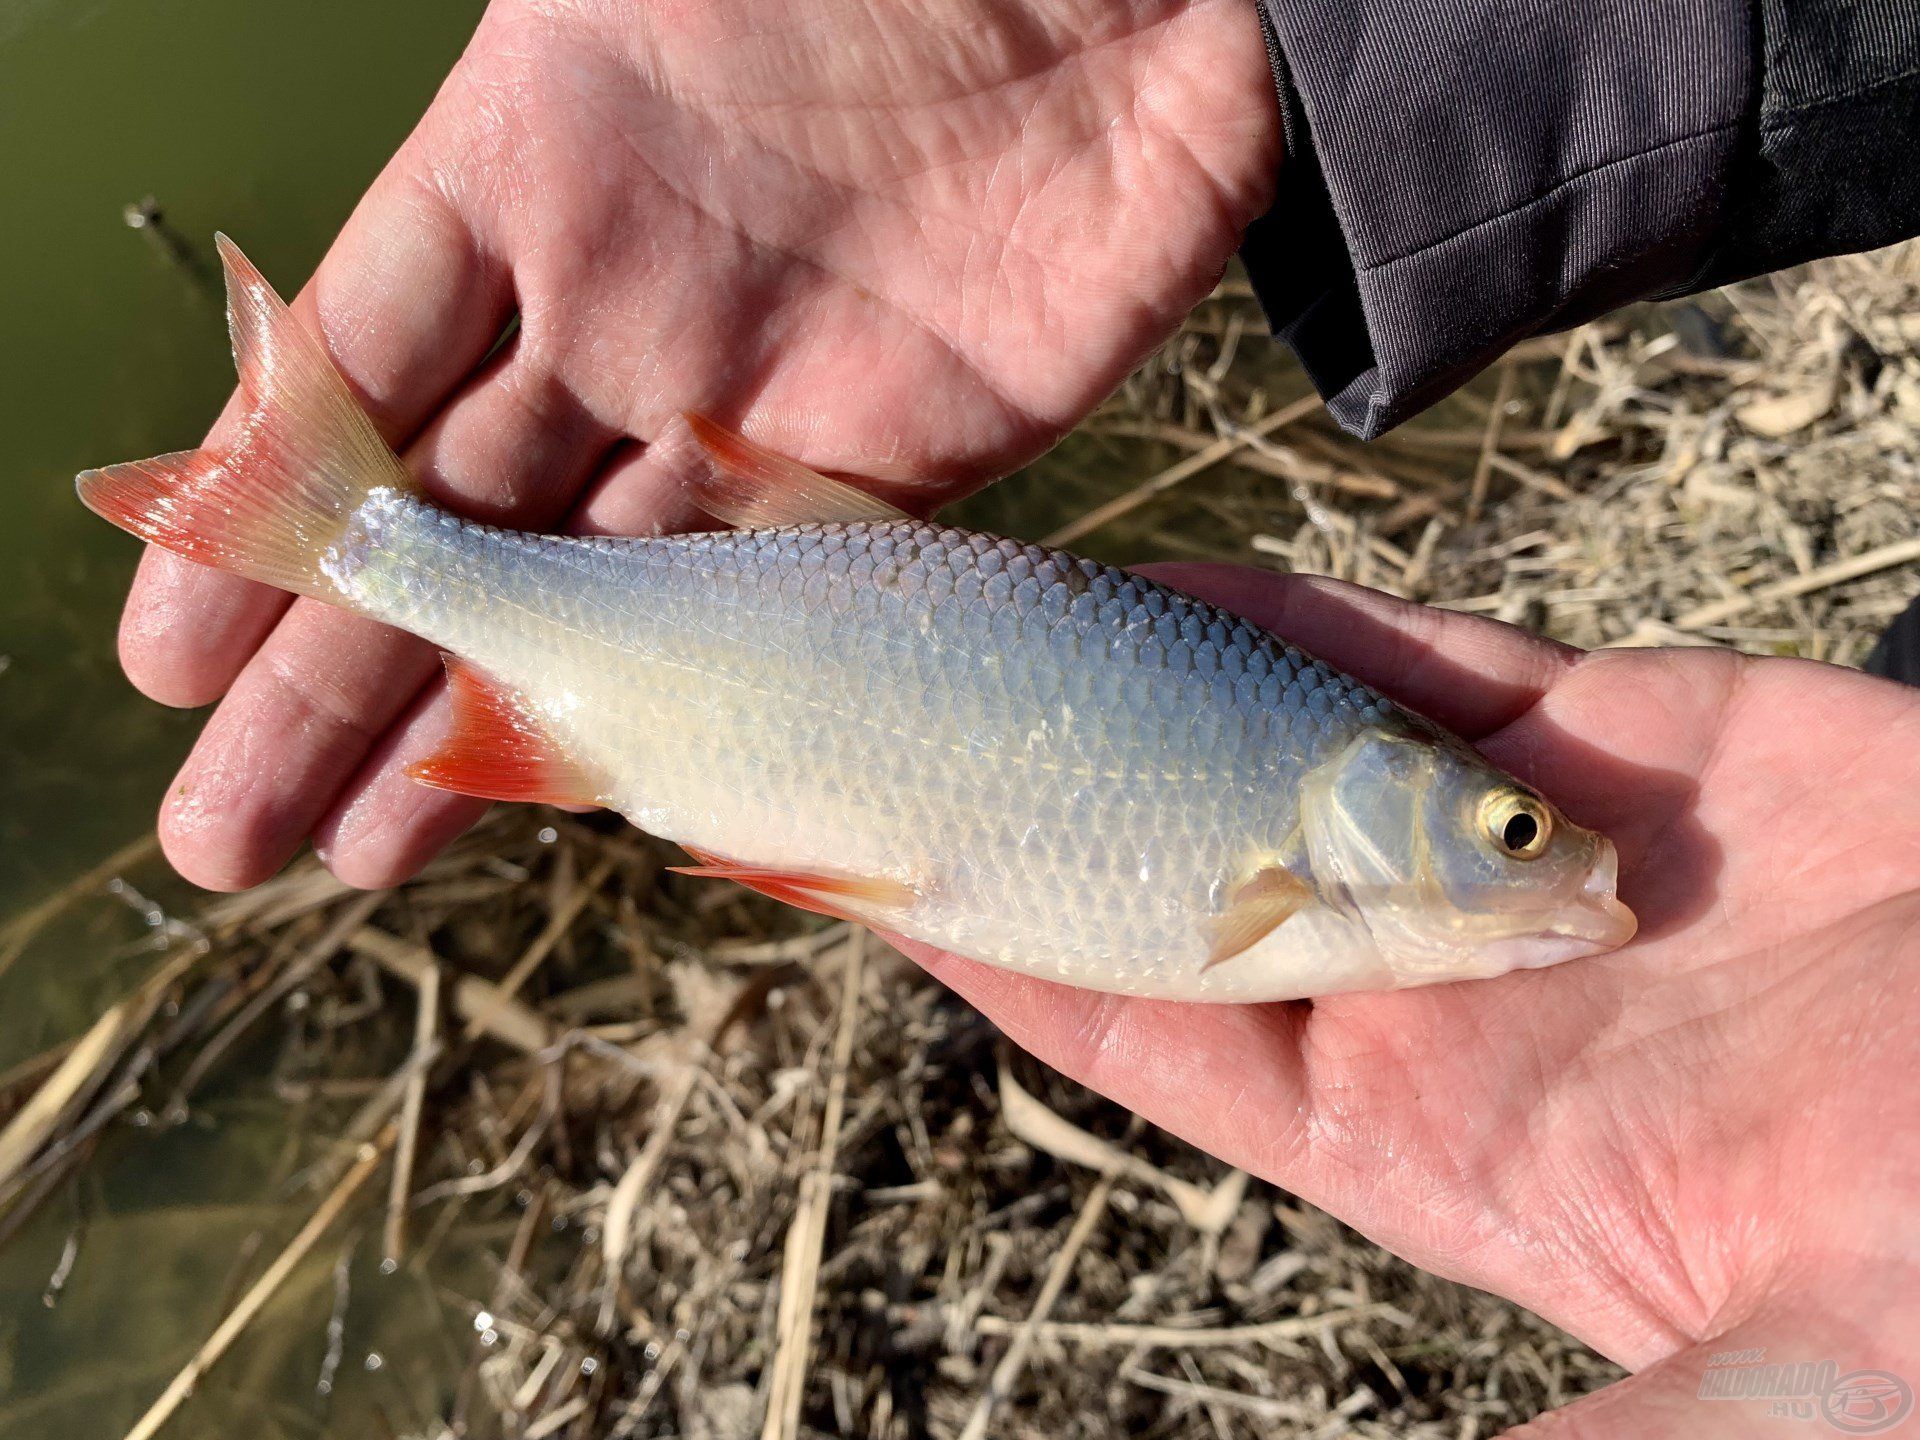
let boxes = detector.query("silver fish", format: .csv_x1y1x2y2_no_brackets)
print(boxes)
80,238,1635,1002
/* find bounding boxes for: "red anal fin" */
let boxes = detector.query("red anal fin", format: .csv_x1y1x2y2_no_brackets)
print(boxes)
670,849,917,925
403,658,598,807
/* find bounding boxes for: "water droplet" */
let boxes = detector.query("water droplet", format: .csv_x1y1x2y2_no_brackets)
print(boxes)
364,1352,383,1372
580,1357,599,1376
378,1257,398,1276
538,826,558,844
480,1329,499,1347
474,1311,495,1331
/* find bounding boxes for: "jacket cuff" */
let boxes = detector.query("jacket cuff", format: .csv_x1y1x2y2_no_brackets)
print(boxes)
1704,0,1920,288
1243,0,1750,438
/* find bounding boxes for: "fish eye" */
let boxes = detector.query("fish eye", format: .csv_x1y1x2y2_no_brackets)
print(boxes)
1478,789,1552,860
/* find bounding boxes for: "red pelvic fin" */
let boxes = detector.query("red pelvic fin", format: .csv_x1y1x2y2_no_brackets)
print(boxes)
681,413,910,529
669,848,917,925
403,658,598,807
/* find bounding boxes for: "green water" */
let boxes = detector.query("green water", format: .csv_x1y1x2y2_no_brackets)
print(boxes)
0,2,491,1433
0,0,487,915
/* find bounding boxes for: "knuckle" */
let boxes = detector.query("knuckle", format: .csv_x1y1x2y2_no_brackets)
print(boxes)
259,648,386,753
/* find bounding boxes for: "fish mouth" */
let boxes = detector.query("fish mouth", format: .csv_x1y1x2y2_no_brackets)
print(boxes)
1482,852,1638,975
1548,850,1638,950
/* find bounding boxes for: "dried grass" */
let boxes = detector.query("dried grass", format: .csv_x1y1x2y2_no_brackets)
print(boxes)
5,241,1919,1439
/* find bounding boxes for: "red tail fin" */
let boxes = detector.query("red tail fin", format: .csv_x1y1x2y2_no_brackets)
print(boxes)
76,235,414,598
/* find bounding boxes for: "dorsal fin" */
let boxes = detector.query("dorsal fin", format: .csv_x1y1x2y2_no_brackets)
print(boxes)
682,413,911,529
404,658,599,807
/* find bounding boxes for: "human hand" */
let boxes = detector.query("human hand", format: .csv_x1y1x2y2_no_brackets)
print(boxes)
908,564,1920,1436
118,0,1280,890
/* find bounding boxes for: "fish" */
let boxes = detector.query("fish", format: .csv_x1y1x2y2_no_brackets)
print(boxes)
78,237,1637,1003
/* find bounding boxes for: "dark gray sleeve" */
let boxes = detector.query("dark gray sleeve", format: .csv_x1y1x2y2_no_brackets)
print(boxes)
1243,0,1920,439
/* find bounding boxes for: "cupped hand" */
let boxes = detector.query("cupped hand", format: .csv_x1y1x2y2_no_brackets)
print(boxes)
120,0,1279,890
910,565,1920,1436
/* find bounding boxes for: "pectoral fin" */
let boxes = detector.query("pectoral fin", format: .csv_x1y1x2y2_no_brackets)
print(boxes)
1202,867,1315,971
682,413,912,528
671,846,918,926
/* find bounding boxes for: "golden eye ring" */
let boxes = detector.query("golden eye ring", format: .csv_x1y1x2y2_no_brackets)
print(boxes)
1479,789,1552,860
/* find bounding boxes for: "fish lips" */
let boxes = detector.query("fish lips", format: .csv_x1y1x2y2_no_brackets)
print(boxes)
1481,852,1639,974
1558,848,1639,948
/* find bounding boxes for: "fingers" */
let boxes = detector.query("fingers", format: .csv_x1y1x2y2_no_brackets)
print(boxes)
403,338,617,524
907,944,1314,1181
311,680,490,889
567,435,713,539
156,345,617,890
118,544,296,709
158,609,442,890
1138,564,1579,741
117,147,516,710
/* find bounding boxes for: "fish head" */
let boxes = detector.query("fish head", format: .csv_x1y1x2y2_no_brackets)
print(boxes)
1299,728,1636,984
